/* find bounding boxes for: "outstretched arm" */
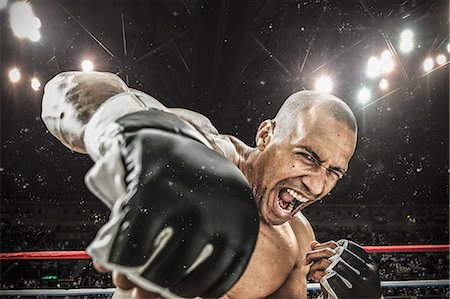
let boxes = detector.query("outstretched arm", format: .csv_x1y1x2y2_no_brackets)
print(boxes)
42,71,175,155
42,71,213,158
41,71,131,153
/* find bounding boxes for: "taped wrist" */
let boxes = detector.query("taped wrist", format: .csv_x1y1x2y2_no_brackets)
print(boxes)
320,240,381,299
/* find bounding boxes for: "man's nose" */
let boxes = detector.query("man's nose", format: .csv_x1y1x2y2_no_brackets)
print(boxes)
302,172,326,198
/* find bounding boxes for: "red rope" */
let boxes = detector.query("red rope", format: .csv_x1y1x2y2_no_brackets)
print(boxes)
364,244,450,253
0,251,90,260
0,244,448,260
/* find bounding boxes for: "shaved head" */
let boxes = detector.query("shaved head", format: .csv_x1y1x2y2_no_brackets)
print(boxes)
273,90,357,135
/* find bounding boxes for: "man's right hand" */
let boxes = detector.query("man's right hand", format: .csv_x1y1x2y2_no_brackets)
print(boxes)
305,240,381,299
86,110,259,299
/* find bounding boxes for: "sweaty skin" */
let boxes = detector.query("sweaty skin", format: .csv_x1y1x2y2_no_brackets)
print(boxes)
42,72,357,299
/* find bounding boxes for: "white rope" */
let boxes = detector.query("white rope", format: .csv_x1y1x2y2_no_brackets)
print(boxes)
0,280,448,296
307,279,450,291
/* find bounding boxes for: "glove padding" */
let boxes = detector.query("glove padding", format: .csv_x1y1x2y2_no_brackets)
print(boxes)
320,240,381,299
86,110,259,299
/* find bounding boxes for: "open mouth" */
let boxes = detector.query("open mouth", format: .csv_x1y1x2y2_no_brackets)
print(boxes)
275,188,310,216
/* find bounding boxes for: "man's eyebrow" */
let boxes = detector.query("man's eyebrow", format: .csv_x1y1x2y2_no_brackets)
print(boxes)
298,146,346,174
329,165,347,175
297,146,324,163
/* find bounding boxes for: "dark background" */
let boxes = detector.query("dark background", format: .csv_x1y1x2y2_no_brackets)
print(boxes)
1,0,449,251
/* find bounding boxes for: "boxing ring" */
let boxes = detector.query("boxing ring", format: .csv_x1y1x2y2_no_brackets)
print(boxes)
0,244,448,297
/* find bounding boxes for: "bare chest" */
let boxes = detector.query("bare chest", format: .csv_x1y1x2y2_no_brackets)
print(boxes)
223,223,300,299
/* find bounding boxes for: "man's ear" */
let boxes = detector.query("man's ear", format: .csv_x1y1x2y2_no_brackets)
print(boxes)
255,120,275,151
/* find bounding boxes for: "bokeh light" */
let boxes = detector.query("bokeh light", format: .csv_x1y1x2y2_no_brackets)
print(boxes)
366,56,381,78
436,54,447,65
380,50,395,74
358,87,371,104
8,67,21,83
379,78,389,90
399,29,414,53
31,78,41,91
423,57,434,72
399,39,414,53
28,29,41,42
400,29,413,40
81,59,94,72
10,2,41,42
314,76,333,93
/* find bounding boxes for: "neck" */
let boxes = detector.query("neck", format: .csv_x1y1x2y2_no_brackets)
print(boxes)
236,146,260,191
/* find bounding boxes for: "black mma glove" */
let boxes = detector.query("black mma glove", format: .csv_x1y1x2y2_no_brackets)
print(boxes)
86,110,259,299
320,240,381,299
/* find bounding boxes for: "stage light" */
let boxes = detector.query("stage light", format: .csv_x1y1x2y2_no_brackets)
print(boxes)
81,60,94,72
28,29,41,42
366,56,381,78
314,76,333,93
380,50,395,74
381,50,392,61
400,29,413,40
9,68,21,83
33,16,41,28
10,1,41,42
436,54,447,65
423,57,434,72
31,78,41,91
379,78,388,90
0,0,7,10
447,43,450,53
399,30,414,53
399,39,414,53
358,87,371,104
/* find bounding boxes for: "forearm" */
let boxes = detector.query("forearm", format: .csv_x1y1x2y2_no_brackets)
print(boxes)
41,71,129,153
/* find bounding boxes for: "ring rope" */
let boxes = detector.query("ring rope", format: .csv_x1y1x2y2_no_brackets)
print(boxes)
0,280,448,296
1,244,448,260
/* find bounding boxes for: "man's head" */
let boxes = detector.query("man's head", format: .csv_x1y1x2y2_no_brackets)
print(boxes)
247,90,357,225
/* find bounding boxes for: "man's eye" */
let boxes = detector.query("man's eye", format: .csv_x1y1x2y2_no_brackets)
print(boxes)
299,153,315,163
329,169,343,179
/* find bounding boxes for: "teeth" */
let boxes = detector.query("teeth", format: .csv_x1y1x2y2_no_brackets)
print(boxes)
287,188,309,203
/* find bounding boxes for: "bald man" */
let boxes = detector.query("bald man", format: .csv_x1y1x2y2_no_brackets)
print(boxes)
42,71,380,299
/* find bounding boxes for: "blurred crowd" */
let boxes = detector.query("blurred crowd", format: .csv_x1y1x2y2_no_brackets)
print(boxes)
1,221,448,298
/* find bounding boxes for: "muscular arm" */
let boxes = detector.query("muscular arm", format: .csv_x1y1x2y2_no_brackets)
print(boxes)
42,71,229,159
41,71,130,153
269,213,316,299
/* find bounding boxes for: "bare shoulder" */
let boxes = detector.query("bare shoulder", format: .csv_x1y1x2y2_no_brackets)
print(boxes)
168,108,240,161
169,108,220,136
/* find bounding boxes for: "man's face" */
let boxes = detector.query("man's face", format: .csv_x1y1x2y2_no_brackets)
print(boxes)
252,107,356,225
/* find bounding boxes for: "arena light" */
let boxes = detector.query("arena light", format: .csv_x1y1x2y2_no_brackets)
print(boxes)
436,54,447,65
399,29,414,53
380,50,395,74
314,75,333,93
8,67,21,83
399,39,414,53
423,57,434,72
28,27,41,42
357,87,371,104
379,78,388,90
400,29,413,40
31,78,41,91
81,59,94,72
366,56,381,78
0,0,7,10
9,2,41,42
